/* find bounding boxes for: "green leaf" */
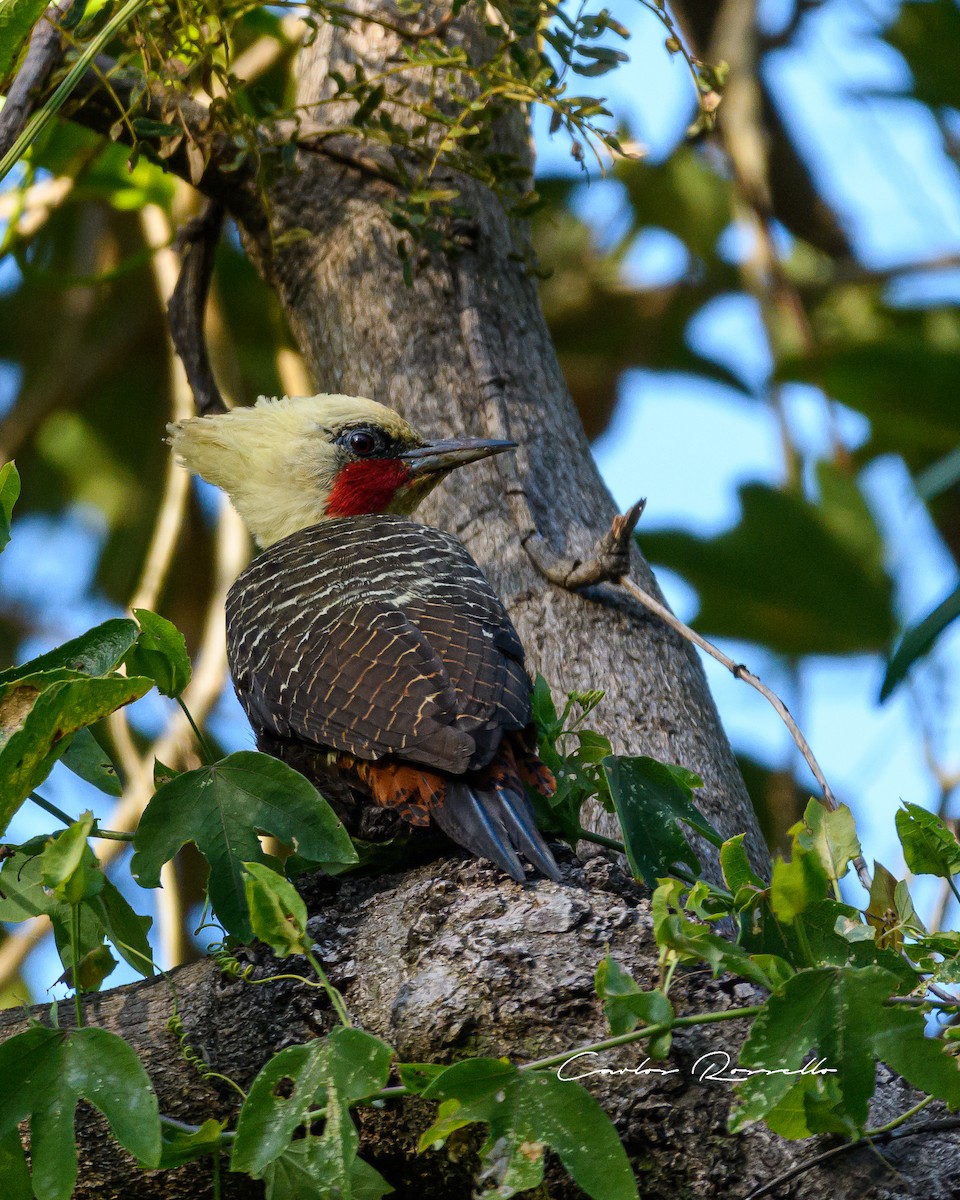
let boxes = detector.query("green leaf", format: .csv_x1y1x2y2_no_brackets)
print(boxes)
131,752,357,939
0,460,20,553
865,861,903,951
895,802,960,878
420,1059,639,1200
732,965,960,1135
0,0,48,85
0,1127,31,1200
595,956,673,1050
795,801,860,886
881,585,960,701
244,861,308,956
719,834,765,894
531,673,560,738
640,478,895,656
156,1118,225,1169
0,1026,160,1200
0,846,149,980
769,847,829,924
232,1028,393,1179
68,944,117,991
124,608,192,697
0,672,151,834
59,726,122,795
91,877,154,977
396,1062,446,1093
262,1136,393,1200
602,755,718,885
130,117,182,138
0,618,139,683
40,812,104,904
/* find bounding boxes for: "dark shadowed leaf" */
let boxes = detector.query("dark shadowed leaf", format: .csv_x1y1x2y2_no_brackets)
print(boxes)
420,1058,639,1200
0,1025,160,1200
602,754,717,885
60,725,123,795
883,0,960,110
880,585,960,701
124,608,192,697
131,751,357,939
0,618,139,684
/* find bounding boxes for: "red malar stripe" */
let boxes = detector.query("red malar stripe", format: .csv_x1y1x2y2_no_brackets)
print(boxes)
325,459,412,517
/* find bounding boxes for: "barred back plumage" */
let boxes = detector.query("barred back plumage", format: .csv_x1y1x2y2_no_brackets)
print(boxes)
226,514,560,882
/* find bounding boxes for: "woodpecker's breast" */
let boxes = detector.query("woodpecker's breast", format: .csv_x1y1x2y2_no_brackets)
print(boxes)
226,515,531,774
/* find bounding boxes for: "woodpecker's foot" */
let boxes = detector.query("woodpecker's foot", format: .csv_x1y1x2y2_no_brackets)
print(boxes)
529,499,646,591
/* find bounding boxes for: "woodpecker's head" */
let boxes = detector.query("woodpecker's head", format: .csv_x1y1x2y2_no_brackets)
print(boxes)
168,394,515,547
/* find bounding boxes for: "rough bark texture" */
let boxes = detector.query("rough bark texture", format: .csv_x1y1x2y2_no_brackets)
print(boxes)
8,6,960,1198
3,855,958,1198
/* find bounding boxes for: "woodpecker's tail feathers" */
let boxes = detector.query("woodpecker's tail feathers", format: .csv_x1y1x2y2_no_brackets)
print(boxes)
433,780,562,883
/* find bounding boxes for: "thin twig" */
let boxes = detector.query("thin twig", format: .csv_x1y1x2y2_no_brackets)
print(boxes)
617,572,871,892
168,200,228,416
742,1116,960,1200
0,1,70,161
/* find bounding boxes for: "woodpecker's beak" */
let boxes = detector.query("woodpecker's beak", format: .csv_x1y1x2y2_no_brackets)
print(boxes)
399,437,517,476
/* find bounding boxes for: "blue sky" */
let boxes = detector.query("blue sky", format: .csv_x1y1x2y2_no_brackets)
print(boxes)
3,0,960,993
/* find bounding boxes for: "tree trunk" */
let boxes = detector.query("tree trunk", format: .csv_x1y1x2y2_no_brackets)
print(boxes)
7,7,960,1198
238,12,766,875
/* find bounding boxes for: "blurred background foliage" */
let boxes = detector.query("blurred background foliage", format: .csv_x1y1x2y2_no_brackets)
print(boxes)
1,0,959,998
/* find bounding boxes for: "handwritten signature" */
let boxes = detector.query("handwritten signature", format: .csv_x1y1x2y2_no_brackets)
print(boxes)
557,1049,836,1084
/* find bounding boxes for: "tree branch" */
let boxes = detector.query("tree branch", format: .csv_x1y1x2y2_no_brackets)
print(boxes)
0,1,70,161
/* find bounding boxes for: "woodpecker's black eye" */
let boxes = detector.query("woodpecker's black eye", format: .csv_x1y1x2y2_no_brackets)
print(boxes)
341,428,382,457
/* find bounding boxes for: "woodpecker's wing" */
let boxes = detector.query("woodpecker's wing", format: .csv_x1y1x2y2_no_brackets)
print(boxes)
226,515,531,774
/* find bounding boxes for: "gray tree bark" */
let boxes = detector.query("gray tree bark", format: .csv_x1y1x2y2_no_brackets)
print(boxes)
7,5,960,1198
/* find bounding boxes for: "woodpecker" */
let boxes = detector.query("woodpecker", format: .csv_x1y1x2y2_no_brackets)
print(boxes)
169,394,561,883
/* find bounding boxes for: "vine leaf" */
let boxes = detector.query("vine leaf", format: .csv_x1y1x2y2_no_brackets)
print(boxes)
124,608,192,697
0,618,140,684
420,1059,639,1200
40,812,103,904
0,670,152,834
0,1127,31,1200
262,1137,393,1200
0,847,154,979
895,802,960,878
59,726,123,796
131,751,357,940
244,860,309,956
232,1027,394,1188
0,1026,161,1200
794,800,860,887
602,754,718,884
156,1118,226,1170
732,965,960,1137
595,955,673,1054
